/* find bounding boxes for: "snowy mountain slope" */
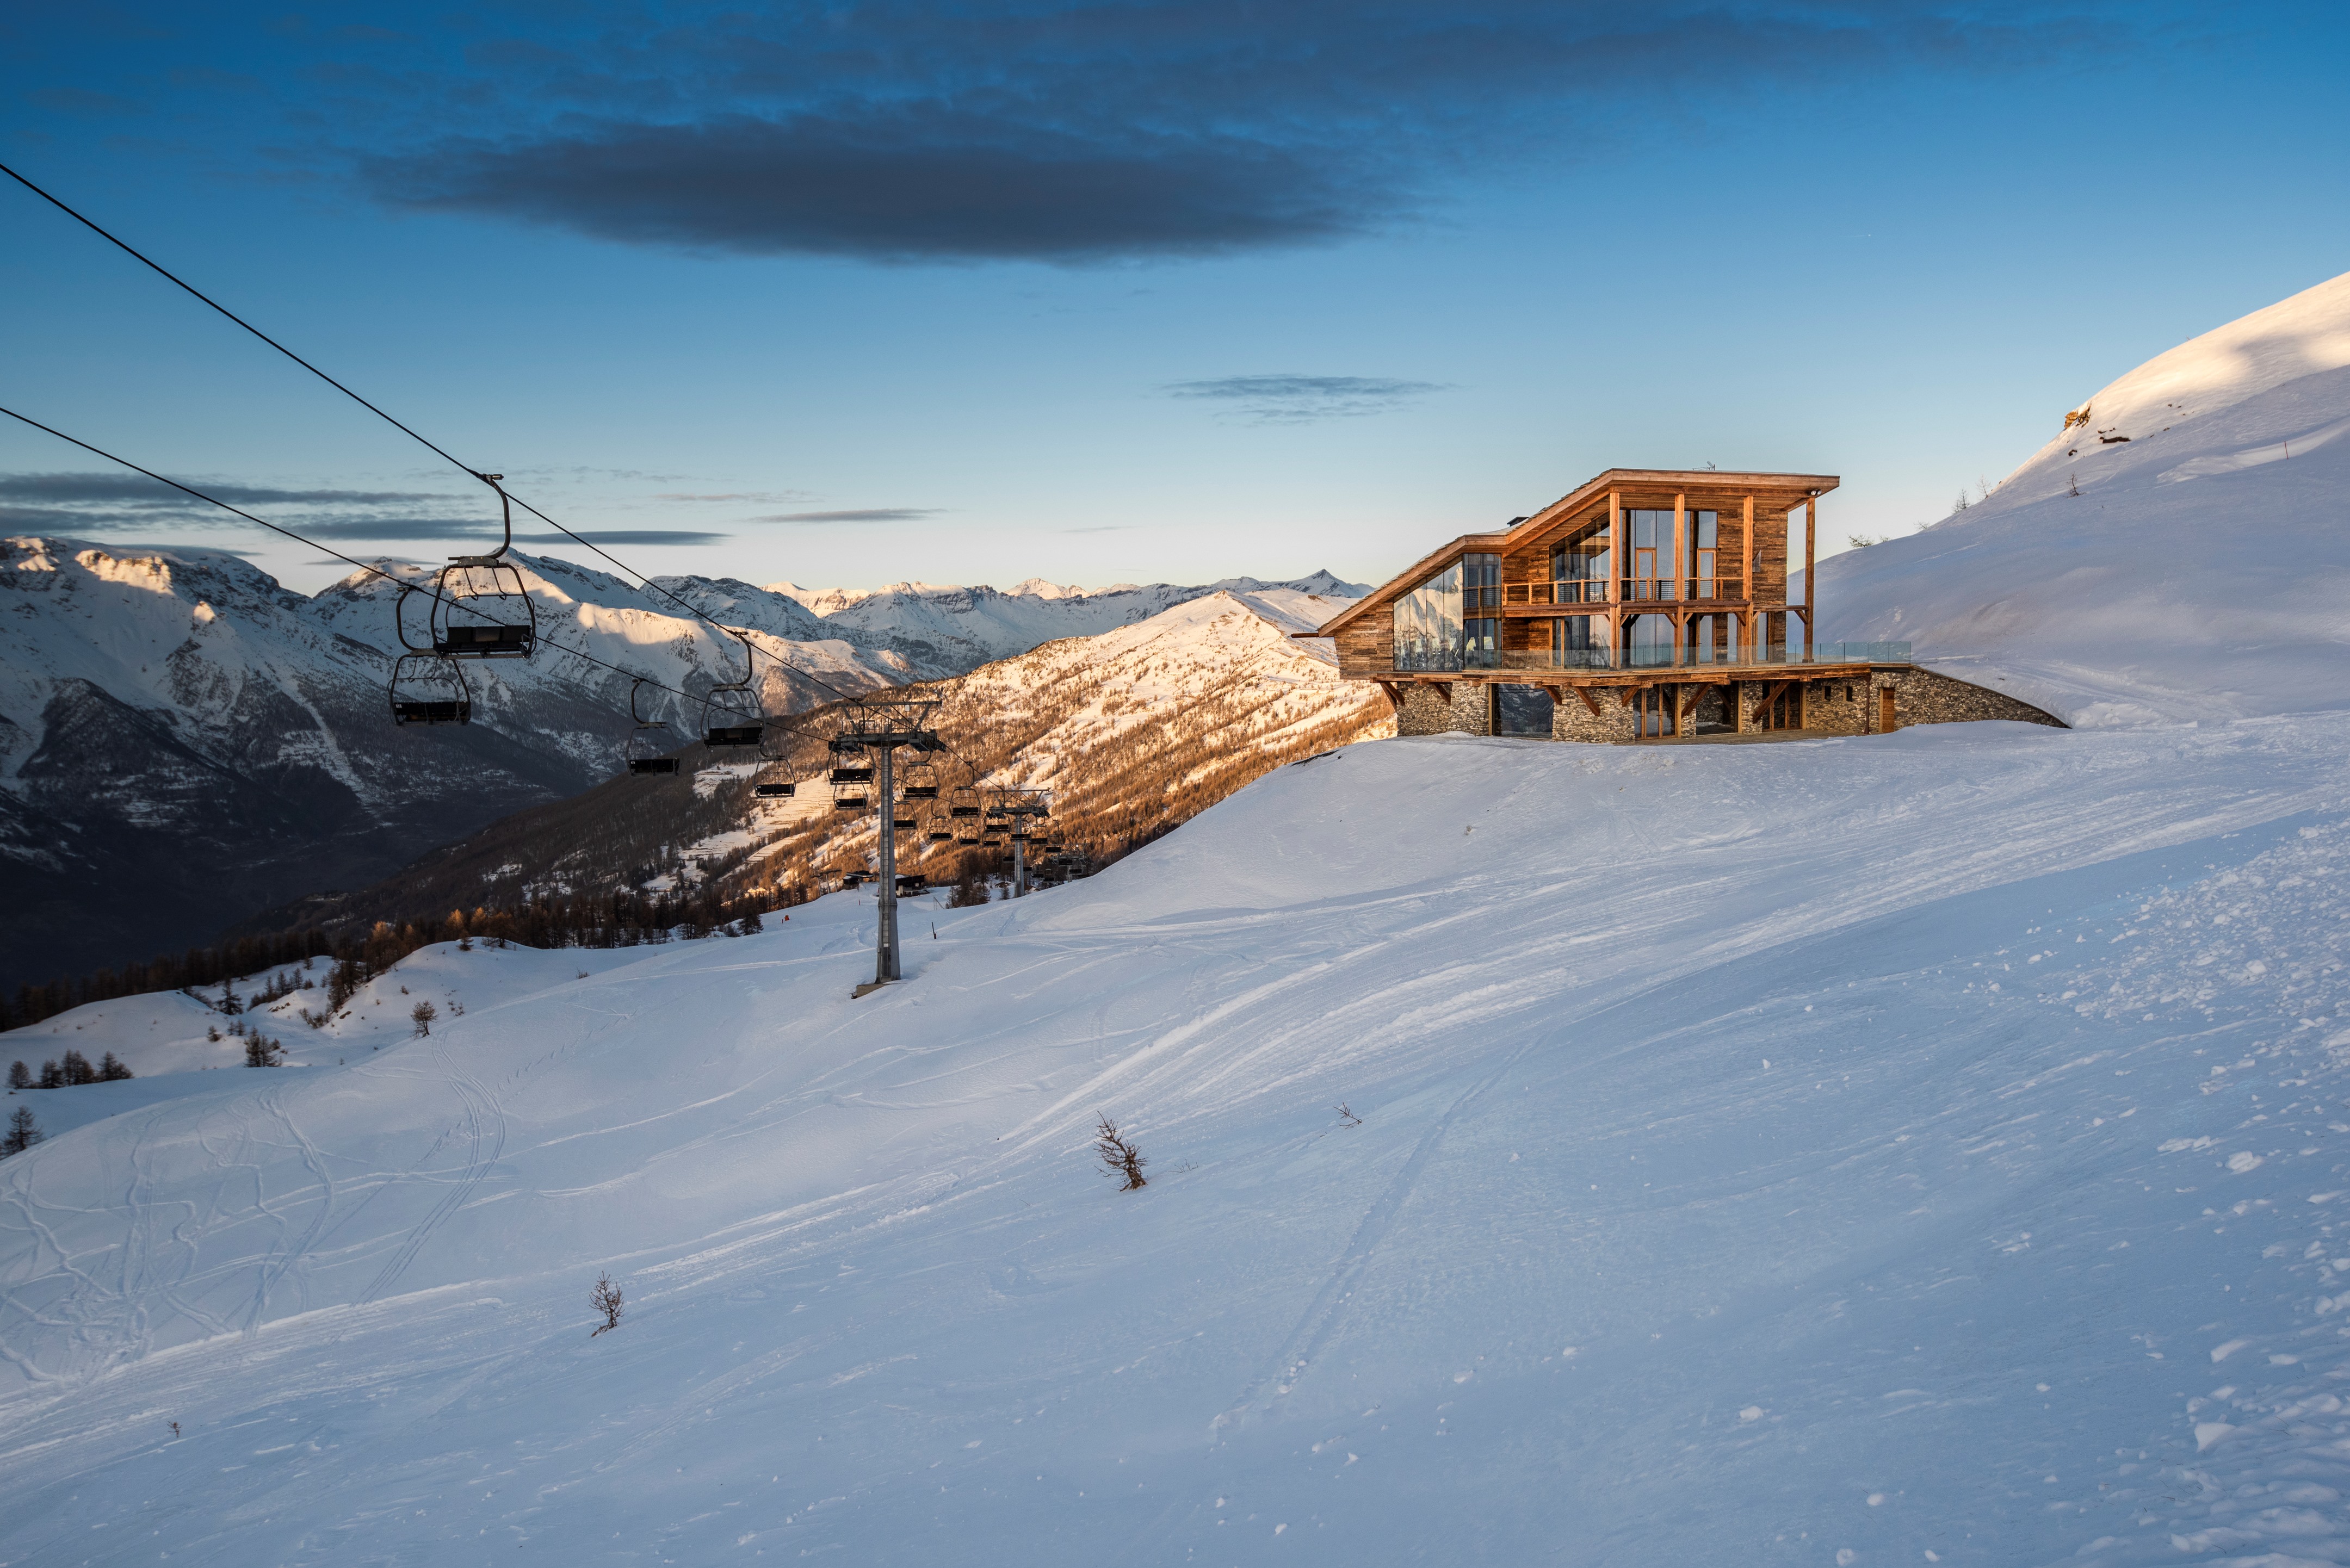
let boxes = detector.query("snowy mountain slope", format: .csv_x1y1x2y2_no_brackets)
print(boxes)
0,537,904,990
753,569,1370,681
270,587,1387,933
7,715,2350,1565
1819,269,2350,724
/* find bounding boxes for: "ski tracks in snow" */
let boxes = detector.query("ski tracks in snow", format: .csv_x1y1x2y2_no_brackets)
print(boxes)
1212,1037,1532,1438
358,1044,509,1305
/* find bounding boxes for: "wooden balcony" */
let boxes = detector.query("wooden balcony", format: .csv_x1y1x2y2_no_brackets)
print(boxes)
1499,580,1750,614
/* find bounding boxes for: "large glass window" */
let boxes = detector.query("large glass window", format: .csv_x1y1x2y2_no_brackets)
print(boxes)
1393,561,1463,671
1550,528,1611,604
1628,511,1677,600
1493,684,1555,737
1624,612,1676,667
1462,553,1499,668
1551,615,1603,667
1690,511,1718,598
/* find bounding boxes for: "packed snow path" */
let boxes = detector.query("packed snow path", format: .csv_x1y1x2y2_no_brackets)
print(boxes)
6,721,2350,1566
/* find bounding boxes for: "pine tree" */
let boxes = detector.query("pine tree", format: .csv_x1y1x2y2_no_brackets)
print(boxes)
1,1105,42,1157
98,1052,133,1082
6,1061,27,1091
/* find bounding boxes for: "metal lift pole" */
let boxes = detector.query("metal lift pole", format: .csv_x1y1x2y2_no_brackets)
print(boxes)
876,742,900,983
1013,831,1026,898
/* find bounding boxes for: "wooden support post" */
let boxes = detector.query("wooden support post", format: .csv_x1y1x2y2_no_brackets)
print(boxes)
1609,488,1625,667
1574,685,1601,717
1374,679,1407,710
1678,685,1702,724
1803,495,1817,659
1741,494,1754,658
1673,491,1686,603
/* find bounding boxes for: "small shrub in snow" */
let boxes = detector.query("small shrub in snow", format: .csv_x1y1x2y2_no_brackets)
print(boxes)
1094,1114,1148,1191
1334,1102,1362,1127
590,1273,624,1336
1,1105,42,1157
411,1001,438,1037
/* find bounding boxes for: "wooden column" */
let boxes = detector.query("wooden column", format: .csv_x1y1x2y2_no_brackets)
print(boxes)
1803,495,1817,658
1740,494,1754,659
1608,489,1624,659
1673,491,1686,604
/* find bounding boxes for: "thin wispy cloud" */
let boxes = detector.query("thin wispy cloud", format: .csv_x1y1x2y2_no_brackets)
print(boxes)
515,529,728,546
1166,374,1446,423
0,471,725,548
653,491,814,504
753,508,943,524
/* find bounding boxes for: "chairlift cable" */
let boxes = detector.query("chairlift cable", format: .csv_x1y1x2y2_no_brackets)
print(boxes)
0,157,860,708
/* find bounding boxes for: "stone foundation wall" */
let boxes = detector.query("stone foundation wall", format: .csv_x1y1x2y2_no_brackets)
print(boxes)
1393,681,1493,736
1389,665,2062,743
1882,667,2063,730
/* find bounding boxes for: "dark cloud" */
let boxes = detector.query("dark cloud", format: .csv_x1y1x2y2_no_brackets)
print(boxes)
369,111,1363,262
335,2,2102,263
752,508,943,524
1166,374,1446,422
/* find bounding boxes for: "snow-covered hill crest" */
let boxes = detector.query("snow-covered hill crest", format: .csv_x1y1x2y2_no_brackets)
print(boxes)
1821,270,2350,725
749,569,1369,680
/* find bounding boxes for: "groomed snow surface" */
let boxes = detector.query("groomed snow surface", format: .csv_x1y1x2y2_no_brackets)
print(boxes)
5,717,2350,1566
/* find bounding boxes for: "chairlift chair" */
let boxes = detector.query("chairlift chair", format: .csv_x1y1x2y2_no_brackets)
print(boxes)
623,678,679,774
901,760,939,800
388,650,472,726
427,475,537,658
700,631,765,748
892,804,918,831
948,785,980,819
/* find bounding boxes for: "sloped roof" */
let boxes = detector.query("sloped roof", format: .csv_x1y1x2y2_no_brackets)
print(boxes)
1310,468,1839,636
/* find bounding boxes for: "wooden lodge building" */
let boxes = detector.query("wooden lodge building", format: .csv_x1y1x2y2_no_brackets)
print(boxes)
1306,468,2062,743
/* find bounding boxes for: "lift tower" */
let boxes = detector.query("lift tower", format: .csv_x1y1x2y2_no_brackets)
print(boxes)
838,697,944,992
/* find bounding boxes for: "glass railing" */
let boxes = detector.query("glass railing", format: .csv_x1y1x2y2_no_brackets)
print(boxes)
1488,641,1911,673
1500,579,1755,608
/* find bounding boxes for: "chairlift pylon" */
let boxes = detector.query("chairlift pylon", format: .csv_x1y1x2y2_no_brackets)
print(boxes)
624,677,679,775
429,474,537,658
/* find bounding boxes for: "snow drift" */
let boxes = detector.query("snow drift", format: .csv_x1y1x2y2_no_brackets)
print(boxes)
1820,269,2350,727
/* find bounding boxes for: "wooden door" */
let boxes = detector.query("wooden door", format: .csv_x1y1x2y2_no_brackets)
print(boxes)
1879,687,1896,732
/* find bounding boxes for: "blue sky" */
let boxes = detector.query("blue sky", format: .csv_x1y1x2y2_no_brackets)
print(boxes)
3,2,2346,596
